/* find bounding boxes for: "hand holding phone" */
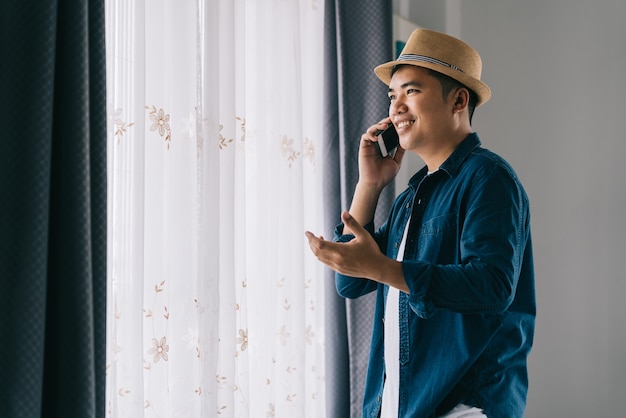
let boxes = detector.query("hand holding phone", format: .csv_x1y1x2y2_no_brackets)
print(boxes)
375,124,399,158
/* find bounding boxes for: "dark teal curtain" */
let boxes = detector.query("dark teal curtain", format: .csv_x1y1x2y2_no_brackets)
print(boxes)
323,1,394,417
0,1,107,417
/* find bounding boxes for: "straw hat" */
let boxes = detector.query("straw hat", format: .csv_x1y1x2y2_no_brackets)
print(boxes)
374,29,491,106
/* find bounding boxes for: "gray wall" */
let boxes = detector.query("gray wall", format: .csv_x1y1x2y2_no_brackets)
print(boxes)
394,0,626,416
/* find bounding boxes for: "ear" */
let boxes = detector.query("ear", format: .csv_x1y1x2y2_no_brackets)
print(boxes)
453,88,470,112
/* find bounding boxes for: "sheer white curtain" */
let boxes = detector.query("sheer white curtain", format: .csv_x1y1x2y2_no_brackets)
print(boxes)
105,1,326,417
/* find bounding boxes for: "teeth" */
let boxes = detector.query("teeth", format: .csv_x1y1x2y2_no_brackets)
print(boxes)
397,120,414,128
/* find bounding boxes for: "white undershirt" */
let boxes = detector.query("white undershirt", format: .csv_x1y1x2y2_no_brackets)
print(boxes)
380,219,410,418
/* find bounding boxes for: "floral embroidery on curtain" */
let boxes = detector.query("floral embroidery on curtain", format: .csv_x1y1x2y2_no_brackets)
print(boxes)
147,106,172,148
113,108,135,144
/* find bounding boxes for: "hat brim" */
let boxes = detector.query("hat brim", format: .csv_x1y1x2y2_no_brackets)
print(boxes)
374,60,491,107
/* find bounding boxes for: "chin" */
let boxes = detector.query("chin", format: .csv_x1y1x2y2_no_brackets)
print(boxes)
399,137,412,150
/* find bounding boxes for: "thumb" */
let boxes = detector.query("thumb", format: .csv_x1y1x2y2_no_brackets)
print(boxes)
342,211,366,237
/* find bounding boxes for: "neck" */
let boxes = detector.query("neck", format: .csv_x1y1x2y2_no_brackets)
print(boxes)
419,129,472,172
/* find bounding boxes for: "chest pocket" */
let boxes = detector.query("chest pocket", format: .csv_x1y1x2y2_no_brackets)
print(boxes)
416,213,459,263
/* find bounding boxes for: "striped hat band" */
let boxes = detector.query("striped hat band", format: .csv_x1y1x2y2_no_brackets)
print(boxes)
396,54,463,73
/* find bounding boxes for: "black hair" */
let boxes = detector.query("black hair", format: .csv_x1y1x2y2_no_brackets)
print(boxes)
426,69,477,123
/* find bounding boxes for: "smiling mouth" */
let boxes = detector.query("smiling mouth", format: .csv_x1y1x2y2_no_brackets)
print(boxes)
396,120,415,129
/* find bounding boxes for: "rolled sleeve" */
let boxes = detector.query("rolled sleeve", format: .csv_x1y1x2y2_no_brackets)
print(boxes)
402,261,438,318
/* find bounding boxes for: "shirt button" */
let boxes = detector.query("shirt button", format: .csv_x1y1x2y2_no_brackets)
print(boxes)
417,198,422,205
406,202,410,208
394,242,399,249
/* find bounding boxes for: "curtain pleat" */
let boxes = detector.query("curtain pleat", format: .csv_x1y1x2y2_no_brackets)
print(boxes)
0,1,107,417
323,1,394,417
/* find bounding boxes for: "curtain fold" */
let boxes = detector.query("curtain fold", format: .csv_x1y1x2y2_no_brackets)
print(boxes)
0,0,108,417
323,1,394,417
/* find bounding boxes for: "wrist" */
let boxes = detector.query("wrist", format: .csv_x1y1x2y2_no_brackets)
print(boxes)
355,179,386,195
372,258,408,293
353,182,385,207
346,182,384,229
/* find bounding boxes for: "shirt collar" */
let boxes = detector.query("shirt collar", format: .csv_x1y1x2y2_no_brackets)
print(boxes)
408,133,481,187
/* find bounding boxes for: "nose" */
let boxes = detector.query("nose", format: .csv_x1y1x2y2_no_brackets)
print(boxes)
389,96,407,116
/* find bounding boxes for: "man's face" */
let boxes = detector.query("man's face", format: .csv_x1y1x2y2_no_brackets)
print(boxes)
387,65,456,153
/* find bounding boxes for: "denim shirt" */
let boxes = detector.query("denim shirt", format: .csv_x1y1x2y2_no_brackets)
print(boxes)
334,133,535,418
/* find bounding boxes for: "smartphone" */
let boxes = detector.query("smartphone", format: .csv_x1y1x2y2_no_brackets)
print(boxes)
376,124,399,157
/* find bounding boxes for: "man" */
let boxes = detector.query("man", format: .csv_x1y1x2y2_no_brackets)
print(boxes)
305,29,535,417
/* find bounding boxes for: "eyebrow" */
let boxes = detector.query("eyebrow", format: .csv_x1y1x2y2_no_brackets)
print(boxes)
388,80,424,94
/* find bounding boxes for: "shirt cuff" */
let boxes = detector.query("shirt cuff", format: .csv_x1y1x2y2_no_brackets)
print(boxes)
402,261,437,319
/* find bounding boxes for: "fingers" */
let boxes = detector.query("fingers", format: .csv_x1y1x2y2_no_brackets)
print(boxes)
305,230,341,271
304,231,321,250
392,145,406,164
304,231,327,257
370,118,392,135
305,212,363,247
362,119,392,143
305,220,379,278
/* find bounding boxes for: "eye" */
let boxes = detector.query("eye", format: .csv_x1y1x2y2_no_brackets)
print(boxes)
388,94,396,101
407,88,419,94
